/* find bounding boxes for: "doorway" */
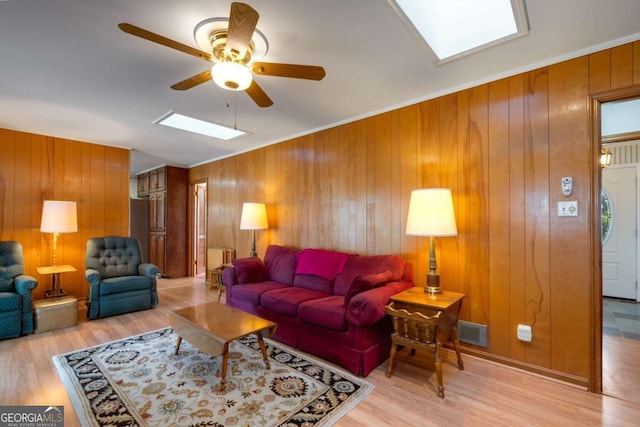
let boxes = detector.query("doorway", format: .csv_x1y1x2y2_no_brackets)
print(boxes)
594,90,640,401
192,181,207,277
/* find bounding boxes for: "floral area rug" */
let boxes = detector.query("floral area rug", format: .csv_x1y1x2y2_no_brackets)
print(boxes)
53,327,373,426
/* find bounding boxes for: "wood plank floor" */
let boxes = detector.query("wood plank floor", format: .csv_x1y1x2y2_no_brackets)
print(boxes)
1,277,639,426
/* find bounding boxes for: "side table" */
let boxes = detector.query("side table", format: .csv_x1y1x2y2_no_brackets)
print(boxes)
387,287,465,398
210,263,233,302
36,264,76,298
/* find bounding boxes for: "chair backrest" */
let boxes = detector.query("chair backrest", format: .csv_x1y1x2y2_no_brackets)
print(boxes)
86,236,142,279
0,241,25,292
386,303,441,346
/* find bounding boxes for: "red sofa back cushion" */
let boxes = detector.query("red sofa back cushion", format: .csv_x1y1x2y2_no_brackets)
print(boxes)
264,245,298,285
231,257,268,284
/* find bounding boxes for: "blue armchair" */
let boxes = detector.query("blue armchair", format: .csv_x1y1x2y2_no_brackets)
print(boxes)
0,241,38,339
85,236,159,319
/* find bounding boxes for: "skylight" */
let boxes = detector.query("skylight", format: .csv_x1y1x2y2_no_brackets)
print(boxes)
388,0,529,63
153,111,246,141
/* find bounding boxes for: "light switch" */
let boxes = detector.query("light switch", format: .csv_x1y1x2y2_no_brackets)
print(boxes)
558,201,578,217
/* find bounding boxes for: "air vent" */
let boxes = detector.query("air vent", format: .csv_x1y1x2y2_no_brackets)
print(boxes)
457,320,488,348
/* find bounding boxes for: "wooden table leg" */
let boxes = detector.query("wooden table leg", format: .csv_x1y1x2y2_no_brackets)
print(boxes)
220,343,230,392
174,336,183,355
434,342,445,398
386,344,398,378
451,327,465,370
256,333,271,369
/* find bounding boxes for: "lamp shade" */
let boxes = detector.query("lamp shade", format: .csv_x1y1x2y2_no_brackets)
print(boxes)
406,189,457,236
240,203,268,230
40,200,78,233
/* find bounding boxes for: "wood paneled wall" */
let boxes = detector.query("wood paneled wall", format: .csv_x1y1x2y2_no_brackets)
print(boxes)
0,129,130,300
190,41,640,387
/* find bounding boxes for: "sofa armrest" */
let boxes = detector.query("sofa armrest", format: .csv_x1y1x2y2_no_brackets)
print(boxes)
139,263,159,278
14,274,37,295
346,280,414,326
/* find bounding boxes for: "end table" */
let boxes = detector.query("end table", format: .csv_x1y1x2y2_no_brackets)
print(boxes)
387,287,466,397
36,264,76,298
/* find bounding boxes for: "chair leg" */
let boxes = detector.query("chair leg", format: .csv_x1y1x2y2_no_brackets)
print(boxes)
451,326,464,370
434,342,445,398
386,344,398,378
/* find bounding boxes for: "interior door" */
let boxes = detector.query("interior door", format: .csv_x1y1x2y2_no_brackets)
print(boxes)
195,183,207,276
602,165,637,299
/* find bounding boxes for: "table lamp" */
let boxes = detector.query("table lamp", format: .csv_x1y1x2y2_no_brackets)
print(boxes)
240,202,268,257
406,189,457,293
40,200,78,266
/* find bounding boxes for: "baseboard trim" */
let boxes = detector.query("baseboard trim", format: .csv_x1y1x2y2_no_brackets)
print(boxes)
449,345,590,389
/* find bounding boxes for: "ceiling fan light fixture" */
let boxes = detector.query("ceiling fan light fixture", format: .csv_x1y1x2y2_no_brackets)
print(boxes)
212,62,252,91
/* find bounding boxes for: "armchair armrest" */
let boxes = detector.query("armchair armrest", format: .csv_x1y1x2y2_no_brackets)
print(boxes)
14,274,37,295
139,263,159,278
85,268,101,286
346,280,414,326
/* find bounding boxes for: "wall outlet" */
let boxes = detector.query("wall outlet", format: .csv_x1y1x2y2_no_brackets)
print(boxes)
517,324,532,342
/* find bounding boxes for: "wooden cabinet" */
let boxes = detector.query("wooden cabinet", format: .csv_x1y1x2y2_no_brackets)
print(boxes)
138,166,188,278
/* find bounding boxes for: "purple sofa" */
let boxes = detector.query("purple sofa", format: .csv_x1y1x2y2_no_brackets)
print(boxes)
222,245,414,376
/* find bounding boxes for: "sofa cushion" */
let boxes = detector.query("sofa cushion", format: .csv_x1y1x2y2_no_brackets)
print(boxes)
99,276,151,296
334,255,405,296
264,245,298,285
0,292,21,312
298,296,347,331
260,287,329,317
344,271,393,307
0,277,15,293
232,257,269,284
295,248,350,280
231,281,288,306
293,274,332,293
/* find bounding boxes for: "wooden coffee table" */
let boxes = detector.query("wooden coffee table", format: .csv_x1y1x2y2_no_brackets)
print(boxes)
168,302,277,391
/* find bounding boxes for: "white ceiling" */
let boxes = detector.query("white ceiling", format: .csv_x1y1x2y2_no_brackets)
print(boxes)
1,0,639,176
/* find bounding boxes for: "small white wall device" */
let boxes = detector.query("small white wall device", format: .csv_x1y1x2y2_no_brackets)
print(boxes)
561,177,572,196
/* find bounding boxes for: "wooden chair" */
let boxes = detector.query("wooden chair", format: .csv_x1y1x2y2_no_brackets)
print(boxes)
385,302,451,398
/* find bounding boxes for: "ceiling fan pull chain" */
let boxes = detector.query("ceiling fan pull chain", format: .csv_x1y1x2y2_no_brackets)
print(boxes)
234,91,238,130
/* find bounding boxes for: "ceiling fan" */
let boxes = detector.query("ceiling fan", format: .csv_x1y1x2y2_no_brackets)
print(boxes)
118,2,326,108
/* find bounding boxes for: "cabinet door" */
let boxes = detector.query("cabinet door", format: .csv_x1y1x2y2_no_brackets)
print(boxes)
149,232,166,275
149,232,157,265
136,173,149,197
149,193,157,230
156,191,166,231
156,233,166,274
156,167,166,191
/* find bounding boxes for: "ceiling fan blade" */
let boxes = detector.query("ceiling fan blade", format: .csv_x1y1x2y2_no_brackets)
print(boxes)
171,70,212,90
226,2,259,59
245,80,273,107
118,23,214,62
252,62,326,80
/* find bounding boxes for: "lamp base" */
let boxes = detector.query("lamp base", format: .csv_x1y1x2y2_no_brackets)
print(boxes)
424,273,442,294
